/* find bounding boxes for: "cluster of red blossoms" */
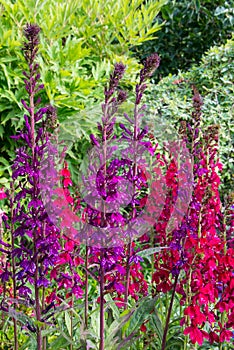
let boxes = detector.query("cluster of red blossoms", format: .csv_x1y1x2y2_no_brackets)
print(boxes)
180,125,234,345
152,91,234,346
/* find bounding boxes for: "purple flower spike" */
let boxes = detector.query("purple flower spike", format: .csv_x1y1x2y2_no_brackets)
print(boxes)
112,62,126,82
140,53,160,83
22,24,41,66
23,23,40,41
105,62,126,102
9,23,62,333
117,90,127,104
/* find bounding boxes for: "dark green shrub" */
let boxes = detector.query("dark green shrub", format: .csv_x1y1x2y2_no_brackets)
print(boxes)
134,0,234,80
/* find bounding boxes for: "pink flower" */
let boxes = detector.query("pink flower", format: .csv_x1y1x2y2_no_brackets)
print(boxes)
63,178,72,187
184,305,206,325
65,240,75,252
114,297,125,308
184,326,208,345
220,329,233,342
209,331,219,344
0,188,7,200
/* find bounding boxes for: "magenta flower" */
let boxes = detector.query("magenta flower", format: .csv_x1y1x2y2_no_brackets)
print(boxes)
0,188,7,200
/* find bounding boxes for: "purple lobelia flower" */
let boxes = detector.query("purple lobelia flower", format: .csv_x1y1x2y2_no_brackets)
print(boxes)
81,56,161,350
81,56,161,248
104,62,126,102
79,62,128,247
10,23,61,349
79,62,129,350
140,53,160,83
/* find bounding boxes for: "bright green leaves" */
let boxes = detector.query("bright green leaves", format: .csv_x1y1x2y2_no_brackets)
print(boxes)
0,0,166,183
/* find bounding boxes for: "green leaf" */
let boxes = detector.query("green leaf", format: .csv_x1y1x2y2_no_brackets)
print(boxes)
193,0,200,12
65,310,72,336
49,335,70,349
104,293,120,320
214,6,228,16
127,296,157,336
90,301,100,338
105,308,135,348
136,247,166,259
150,311,163,342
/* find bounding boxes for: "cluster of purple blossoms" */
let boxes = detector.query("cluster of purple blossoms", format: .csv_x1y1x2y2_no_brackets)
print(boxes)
0,24,62,345
11,23,61,289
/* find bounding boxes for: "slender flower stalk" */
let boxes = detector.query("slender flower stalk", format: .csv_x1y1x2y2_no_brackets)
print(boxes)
0,209,8,333
124,54,160,307
10,24,61,349
99,62,126,350
161,274,179,350
70,294,74,350
24,24,43,349
84,245,89,329
99,259,105,350
10,183,18,350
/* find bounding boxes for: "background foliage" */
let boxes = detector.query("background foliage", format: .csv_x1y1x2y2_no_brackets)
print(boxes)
134,0,234,80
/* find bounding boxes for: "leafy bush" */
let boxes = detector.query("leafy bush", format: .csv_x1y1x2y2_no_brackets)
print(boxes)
0,0,166,184
145,36,234,197
133,0,234,79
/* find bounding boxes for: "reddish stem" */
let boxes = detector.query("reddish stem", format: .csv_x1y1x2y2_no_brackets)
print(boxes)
85,245,89,329
10,183,18,350
99,262,105,350
161,274,179,350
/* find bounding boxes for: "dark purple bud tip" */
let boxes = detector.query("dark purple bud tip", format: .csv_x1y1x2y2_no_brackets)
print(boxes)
46,105,56,116
117,90,127,104
192,93,203,106
140,53,160,82
113,62,126,80
144,53,160,71
90,134,100,147
24,23,41,41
